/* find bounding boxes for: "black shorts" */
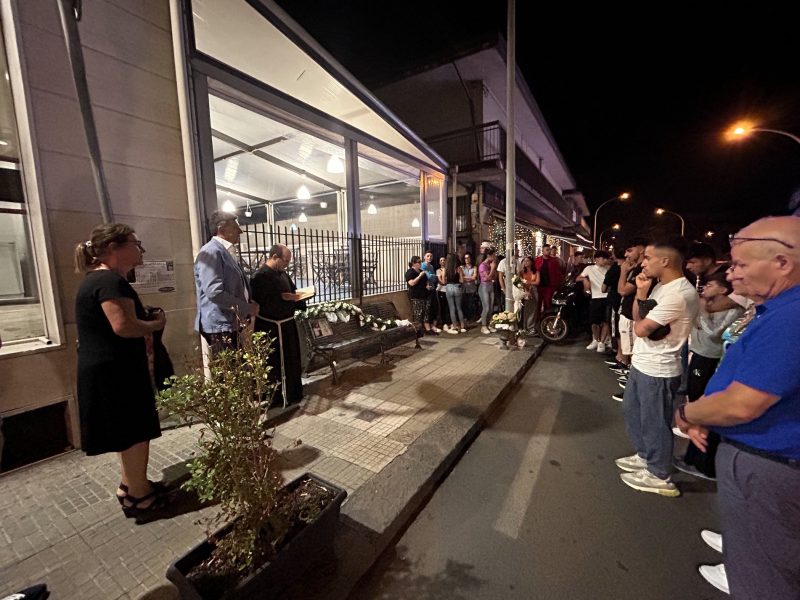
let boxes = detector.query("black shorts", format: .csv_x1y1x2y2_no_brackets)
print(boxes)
590,299,608,325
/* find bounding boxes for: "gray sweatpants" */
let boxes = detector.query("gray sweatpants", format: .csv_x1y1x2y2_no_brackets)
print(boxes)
716,442,800,600
622,366,681,479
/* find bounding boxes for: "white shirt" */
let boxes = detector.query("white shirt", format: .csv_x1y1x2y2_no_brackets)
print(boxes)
580,264,609,299
690,304,744,359
497,256,521,274
632,277,699,377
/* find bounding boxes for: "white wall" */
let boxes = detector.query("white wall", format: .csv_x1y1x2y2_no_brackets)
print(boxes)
1,0,192,445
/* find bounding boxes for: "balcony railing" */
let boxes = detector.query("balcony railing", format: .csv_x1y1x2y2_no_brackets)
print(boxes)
425,121,505,166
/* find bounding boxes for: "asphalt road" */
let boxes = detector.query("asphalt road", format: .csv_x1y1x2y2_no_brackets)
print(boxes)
349,339,727,600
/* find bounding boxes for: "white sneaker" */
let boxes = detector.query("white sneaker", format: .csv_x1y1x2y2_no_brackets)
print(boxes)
698,564,729,595
432,326,442,333
701,530,723,554
597,342,606,353
672,426,690,439
586,339,599,350
481,326,491,334
459,328,467,333
445,327,459,334
620,469,680,497
614,453,647,472
443,324,450,331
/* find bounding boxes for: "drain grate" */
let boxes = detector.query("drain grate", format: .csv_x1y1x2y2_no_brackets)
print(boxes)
354,409,379,422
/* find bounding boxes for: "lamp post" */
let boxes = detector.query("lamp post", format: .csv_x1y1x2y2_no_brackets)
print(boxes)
704,230,715,239
593,192,630,248
655,208,685,236
726,121,800,146
598,223,621,249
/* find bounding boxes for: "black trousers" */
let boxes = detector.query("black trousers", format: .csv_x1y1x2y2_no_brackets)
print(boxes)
255,320,303,405
683,353,721,477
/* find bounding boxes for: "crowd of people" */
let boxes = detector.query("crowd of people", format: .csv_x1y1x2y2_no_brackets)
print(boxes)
405,241,568,336
578,217,799,599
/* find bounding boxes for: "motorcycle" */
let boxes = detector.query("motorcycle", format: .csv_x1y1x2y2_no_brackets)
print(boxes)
539,278,586,343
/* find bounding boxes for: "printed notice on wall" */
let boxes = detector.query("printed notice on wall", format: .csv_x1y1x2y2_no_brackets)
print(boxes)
131,260,176,294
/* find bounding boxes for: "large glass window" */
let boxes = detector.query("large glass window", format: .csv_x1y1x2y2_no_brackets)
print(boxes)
424,173,445,240
0,32,45,347
208,91,344,232
357,145,421,238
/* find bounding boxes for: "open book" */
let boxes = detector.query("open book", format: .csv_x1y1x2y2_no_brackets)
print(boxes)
296,285,316,300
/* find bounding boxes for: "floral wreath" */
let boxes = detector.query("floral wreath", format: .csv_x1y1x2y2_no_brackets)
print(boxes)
295,301,407,331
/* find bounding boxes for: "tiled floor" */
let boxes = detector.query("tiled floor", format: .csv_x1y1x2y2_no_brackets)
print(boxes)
0,329,529,599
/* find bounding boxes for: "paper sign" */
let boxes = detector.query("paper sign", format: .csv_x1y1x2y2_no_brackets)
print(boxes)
131,260,176,294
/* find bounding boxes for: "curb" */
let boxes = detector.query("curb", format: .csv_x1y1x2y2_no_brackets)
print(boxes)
293,340,546,599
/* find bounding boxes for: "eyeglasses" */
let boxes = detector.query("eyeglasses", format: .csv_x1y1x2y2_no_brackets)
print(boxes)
729,234,795,249
125,240,144,250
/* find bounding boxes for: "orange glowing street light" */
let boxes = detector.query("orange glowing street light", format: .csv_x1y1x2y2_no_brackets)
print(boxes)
726,121,800,145
655,208,685,236
598,223,621,248
593,192,631,248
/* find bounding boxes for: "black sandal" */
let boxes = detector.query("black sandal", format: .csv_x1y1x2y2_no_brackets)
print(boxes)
116,480,167,506
119,488,168,518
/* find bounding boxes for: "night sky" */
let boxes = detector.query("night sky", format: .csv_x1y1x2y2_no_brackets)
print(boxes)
275,1,800,252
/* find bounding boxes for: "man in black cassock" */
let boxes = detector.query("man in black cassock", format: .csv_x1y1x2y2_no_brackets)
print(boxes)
251,243,307,405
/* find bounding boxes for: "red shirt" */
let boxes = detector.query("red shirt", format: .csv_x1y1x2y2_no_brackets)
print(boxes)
534,255,563,288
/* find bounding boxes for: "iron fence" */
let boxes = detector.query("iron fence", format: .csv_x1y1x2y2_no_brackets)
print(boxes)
239,223,425,304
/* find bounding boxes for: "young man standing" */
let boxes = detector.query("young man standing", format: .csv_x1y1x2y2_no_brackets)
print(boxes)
615,239,699,496
535,244,564,317
577,251,611,352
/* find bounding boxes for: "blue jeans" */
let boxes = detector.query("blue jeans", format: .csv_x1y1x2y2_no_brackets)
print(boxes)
445,284,465,326
622,366,681,479
479,282,494,326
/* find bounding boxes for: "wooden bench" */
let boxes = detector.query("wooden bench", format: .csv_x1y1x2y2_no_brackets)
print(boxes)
300,301,420,384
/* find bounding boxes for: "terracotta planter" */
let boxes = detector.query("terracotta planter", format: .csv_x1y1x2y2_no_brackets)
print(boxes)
166,474,346,600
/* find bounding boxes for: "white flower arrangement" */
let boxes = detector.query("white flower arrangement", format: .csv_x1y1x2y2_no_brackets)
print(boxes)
490,310,518,330
295,301,400,331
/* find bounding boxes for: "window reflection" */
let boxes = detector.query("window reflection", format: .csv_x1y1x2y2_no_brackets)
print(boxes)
357,150,421,238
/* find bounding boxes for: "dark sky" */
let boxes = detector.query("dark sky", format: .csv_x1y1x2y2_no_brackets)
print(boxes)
274,1,800,248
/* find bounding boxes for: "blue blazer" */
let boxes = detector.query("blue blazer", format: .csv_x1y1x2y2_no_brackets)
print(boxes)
194,238,252,333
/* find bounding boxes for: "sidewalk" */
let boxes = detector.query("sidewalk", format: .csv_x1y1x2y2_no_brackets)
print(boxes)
0,329,543,599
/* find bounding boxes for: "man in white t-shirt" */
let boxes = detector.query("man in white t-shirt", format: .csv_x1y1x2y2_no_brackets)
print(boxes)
497,246,521,293
577,250,611,352
615,239,699,497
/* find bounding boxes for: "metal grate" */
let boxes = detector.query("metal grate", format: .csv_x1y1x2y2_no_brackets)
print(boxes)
239,223,424,304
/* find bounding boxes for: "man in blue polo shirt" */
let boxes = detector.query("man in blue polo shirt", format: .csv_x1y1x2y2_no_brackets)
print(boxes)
676,216,800,600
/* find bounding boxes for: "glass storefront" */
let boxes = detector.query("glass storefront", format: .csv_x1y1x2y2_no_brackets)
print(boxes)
0,28,45,346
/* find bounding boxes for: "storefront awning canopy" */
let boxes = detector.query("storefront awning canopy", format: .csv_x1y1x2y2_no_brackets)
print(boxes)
191,0,447,173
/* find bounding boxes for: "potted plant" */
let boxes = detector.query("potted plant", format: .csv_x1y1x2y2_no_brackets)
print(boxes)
158,331,346,600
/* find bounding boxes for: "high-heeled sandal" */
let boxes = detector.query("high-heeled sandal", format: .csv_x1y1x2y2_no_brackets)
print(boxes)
116,481,167,506
120,488,168,518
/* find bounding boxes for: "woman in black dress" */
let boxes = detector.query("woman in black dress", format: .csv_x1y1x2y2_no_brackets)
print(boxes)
74,223,167,518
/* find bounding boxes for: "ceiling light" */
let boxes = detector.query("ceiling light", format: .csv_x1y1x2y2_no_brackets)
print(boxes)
297,184,311,200
222,200,236,213
411,218,420,228
290,223,297,230
326,155,344,173
299,211,308,223
320,201,328,209
367,203,377,215
244,201,252,218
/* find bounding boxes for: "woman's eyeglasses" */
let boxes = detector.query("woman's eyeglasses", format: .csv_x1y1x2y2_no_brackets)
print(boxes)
125,240,144,250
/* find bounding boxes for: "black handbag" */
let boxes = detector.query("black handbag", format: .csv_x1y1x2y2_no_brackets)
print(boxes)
144,306,175,390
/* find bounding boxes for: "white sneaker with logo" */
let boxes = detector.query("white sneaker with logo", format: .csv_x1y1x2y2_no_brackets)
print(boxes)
586,339,599,350
614,453,647,471
620,469,680,497
597,342,606,353
701,530,723,553
698,564,729,595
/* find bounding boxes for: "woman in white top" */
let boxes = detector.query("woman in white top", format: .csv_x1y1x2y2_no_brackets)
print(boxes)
435,256,452,331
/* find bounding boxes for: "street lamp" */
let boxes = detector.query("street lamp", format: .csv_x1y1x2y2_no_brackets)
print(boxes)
704,230,715,239
655,208,685,236
593,192,631,248
725,121,800,145
598,223,621,249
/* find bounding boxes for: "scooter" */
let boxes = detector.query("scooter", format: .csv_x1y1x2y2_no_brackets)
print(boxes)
539,278,586,343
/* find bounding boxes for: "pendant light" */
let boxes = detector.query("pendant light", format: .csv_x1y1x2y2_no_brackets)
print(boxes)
411,217,420,228
297,184,311,200
320,201,328,209
367,203,377,215
299,211,308,223
244,200,252,218
222,200,236,213
326,155,344,174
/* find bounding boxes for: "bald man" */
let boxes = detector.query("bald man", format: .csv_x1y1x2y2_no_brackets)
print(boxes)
676,216,800,600
615,239,699,497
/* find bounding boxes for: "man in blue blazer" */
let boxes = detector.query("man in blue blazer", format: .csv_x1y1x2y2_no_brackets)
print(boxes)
194,211,259,352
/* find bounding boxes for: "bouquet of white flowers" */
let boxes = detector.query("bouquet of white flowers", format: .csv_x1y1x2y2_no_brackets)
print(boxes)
491,310,518,330
511,274,527,301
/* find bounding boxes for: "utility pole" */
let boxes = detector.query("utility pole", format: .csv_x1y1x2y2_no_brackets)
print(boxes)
505,0,516,312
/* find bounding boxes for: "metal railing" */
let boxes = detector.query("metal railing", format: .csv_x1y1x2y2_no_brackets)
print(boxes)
425,121,505,165
239,223,425,304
